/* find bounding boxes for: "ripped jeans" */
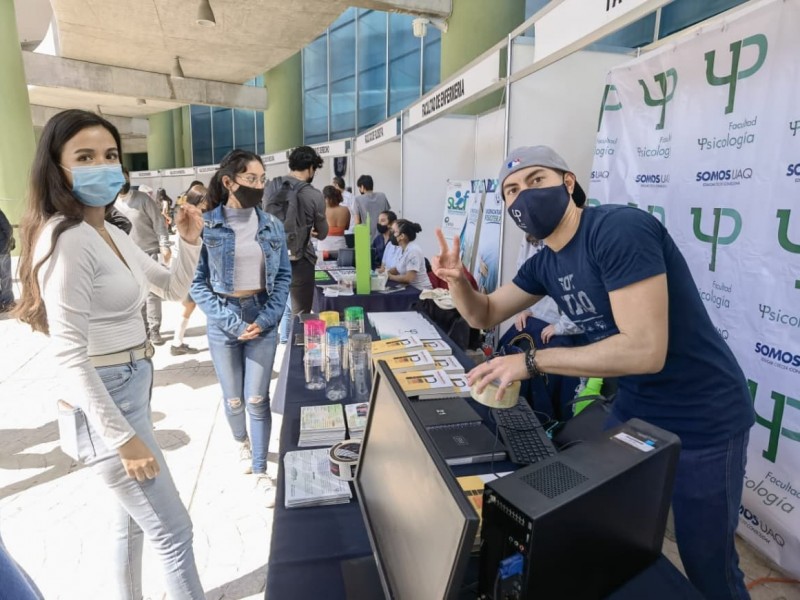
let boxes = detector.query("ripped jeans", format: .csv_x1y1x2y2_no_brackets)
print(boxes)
207,293,277,474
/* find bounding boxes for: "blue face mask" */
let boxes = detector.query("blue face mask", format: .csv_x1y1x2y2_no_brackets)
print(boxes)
506,184,570,241
65,164,126,207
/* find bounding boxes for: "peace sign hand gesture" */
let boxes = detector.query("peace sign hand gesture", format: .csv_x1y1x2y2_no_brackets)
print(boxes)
432,228,465,286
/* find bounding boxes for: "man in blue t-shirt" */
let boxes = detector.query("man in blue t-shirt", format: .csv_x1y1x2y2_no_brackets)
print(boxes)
433,146,755,600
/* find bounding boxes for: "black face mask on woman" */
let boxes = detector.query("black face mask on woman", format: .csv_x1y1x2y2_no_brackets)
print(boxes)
232,183,263,209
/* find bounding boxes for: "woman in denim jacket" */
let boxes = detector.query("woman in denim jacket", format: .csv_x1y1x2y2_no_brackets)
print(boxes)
191,150,291,507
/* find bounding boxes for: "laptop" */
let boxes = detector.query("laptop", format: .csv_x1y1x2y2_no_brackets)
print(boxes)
412,397,482,429
427,422,507,466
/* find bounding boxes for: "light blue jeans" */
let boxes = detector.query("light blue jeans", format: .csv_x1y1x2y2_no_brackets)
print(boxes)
90,358,204,600
0,533,42,600
206,293,278,474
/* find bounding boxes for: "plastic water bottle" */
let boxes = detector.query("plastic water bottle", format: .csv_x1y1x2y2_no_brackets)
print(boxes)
303,319,326,390
349,333,372,402
325,326,349,401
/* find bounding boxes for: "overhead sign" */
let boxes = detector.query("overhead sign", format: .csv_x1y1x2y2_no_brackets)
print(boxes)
195,164,220,174
407,51,501,128
162,167,196,176
262,151,289,165
535,0,673,66
312,139,349,157
131,170,159,178
355,117,400,152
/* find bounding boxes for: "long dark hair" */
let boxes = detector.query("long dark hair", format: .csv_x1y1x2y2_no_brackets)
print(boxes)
14,109,122,334
205,149,263,211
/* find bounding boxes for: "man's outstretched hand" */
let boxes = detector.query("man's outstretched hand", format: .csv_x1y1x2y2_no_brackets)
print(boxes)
432,228,465,286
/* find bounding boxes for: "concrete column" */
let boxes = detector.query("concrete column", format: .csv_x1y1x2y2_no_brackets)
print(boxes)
147,110,176,170
264,52,303,152
171,108,185,168
0,0,37,249
440,0,525,115
181,106,193,166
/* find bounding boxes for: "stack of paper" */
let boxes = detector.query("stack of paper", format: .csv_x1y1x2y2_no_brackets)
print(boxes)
368,311,442,341
432,354,465,375
396,369,458,400
284,448,353,509
422,338,452,356
345,402,369,438
372,335,424,358
383,349,436,373
449,372,472,397
298,404,346,447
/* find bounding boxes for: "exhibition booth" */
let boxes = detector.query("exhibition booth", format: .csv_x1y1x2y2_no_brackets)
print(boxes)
130,0,798,583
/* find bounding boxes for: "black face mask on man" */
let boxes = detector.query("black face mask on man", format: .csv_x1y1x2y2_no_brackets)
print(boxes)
377,224,389,234
506,184,570,241
232,183,263,209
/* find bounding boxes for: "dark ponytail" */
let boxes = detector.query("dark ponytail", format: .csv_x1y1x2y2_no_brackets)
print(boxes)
395,219,422,241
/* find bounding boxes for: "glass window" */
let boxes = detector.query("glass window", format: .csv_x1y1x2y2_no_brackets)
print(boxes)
388,13,421,115
597,13,656,48
422,28,441,94
358,10,387,131
233,109,256,152
212,107,233,163
256,111,265,154
191,105,213,166
330,10,356,138
304,34,329,142
659,0,748,38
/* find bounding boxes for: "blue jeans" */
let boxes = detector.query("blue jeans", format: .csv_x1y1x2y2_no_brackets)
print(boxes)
278,296,292,344
90,358,204,600
0,252,13,305
0,533,43,600
606,413,750,599
207,293,277,474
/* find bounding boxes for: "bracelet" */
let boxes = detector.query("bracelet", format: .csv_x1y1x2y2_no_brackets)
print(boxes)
525,348,543,379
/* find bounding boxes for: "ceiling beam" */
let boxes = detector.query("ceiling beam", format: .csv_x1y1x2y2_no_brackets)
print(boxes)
22,51,267,111
29,104,149,136
357,0,451,17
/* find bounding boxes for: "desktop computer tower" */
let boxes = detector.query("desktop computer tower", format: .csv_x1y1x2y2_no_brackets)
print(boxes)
477,419,680,599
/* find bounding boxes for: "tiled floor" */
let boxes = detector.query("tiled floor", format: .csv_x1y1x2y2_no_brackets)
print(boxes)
0,288,798,599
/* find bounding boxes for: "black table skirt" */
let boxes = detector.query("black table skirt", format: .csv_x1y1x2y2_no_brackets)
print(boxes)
312,282,421,314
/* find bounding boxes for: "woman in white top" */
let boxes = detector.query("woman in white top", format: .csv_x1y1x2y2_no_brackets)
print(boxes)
14,109,205,599
386,219,432,290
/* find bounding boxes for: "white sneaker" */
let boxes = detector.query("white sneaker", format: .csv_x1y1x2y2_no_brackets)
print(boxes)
239,439,253,474
255,474,276,508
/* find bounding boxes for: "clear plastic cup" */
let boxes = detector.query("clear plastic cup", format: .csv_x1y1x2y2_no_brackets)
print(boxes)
303,319,326,390
349,333,373,402
325,326,349,401
344,306,365,336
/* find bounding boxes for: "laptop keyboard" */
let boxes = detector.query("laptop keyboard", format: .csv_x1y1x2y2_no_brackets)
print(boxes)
492,401,557,465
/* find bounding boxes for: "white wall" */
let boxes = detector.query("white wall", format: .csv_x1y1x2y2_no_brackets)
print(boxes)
402,115,477,258
265,162,287,180
353,141,402,211
475,107,506,180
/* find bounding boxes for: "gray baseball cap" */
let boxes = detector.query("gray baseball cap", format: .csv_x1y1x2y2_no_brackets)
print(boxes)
498,145,586,206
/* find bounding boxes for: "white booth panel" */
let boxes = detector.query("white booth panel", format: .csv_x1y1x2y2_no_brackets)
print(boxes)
265,163,287,181
354,141,402,212
402,116,477,259
475,108,506,180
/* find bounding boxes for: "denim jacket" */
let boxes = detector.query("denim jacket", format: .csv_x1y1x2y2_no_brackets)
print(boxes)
191,205,291,337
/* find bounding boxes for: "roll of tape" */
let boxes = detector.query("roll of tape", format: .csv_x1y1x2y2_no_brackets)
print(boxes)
329,439,362,482
470,379,520,409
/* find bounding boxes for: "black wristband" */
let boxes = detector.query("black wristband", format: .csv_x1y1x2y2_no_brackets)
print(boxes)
525,348,541,379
